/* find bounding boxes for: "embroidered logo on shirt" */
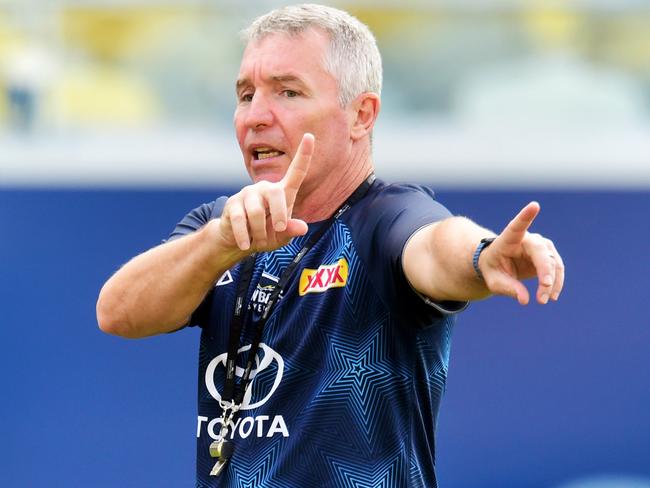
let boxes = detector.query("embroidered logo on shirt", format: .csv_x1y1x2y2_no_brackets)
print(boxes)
215,270,233,287
249,272,280,314
299,258,348,296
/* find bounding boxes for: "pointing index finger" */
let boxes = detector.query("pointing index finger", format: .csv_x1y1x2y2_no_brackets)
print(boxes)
283,133,314,206
500,201,540,246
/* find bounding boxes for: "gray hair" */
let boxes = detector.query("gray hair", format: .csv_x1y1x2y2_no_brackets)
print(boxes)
242,3,382,107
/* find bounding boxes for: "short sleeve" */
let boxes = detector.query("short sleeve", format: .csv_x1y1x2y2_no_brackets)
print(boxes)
346,183,468,327
167,197,227,241
166,196,228,328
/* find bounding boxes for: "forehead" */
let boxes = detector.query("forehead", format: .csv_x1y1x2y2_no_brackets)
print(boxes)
238,29,332,83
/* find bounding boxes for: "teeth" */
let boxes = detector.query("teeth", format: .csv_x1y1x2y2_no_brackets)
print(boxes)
257,151,282,160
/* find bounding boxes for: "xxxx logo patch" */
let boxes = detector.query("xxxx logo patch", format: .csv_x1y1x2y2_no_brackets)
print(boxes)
299,258,349,296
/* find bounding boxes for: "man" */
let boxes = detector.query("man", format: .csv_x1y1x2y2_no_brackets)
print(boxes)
97,4,564,487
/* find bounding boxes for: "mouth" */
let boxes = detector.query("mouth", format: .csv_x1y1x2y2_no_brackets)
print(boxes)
252,147,286,161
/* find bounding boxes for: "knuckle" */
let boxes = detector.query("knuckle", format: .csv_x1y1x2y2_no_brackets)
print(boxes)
225,194,241,208
532,236,548,250
246,202,265,219
239,185,253,197
267,184,284,199
229,210,246,223
256,180,272,193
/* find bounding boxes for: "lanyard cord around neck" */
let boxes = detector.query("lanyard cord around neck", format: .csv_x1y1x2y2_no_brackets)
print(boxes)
220,173,376,411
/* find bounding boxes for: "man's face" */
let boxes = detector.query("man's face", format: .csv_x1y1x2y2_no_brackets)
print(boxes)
234,29,352,187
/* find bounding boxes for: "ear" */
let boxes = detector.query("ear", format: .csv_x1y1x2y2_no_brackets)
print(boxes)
350,92,381,141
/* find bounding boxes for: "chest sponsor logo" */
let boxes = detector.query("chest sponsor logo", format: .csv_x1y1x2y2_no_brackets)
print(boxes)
299,258,348,296
199,343,288,441
204,343,283,410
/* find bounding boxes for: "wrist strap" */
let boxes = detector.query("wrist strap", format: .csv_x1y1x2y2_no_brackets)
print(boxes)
472,237,496,280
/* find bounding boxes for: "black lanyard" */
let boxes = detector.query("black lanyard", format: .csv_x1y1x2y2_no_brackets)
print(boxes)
221,174,376,409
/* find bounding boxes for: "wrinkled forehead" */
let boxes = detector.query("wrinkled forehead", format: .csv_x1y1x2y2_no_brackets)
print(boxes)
239,28,331,72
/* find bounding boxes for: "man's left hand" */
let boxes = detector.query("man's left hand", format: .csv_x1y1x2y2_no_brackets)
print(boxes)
478,201,565,305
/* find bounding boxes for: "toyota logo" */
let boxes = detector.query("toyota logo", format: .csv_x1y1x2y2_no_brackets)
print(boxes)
204,343,284,410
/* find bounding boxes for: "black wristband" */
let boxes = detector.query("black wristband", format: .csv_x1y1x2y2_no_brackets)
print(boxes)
472,237,496,280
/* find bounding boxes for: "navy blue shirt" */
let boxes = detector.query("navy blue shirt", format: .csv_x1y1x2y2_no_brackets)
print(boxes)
170,178,466,488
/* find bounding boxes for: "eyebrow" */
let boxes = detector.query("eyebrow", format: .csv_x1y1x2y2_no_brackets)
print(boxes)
236,74,306,92
271,75,304,84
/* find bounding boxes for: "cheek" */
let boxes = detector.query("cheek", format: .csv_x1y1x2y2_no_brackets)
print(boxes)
234,112,246,148
313,113,350,151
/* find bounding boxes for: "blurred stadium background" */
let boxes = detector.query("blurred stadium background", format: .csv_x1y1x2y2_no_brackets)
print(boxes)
1,1,648,487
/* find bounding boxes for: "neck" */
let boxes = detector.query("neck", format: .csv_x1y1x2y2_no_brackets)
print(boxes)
292,146,374,223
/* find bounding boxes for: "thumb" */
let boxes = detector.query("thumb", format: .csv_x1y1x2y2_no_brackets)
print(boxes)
487,273,530,305
284,218,308,237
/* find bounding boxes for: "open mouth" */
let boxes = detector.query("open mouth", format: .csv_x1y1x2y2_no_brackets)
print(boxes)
253,147,286,161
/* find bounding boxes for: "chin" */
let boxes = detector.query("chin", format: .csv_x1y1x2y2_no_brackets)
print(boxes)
245,156,290,184
251,170,284,184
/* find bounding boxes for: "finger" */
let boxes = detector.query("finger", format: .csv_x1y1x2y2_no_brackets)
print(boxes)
243,190,268,248
265,184,289,232
487,272,530,305
499,201,541,248
226,197,251,251
548,241,565,301
268,218,308,250
522,234,556,304
283,218,308,238
282,133,315,207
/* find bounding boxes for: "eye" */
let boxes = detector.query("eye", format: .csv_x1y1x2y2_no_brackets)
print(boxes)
239,91,254,103
282,90,299,98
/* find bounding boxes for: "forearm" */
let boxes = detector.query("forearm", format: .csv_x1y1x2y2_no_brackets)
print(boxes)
96,219,247,338
403,216,495,302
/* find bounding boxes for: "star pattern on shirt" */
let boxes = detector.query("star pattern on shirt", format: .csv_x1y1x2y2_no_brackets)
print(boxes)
311,322,410,440
327,449,408,488
222,439,281,488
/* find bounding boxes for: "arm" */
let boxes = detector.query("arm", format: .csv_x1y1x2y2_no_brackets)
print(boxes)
96,221,247,338
96,134,315,338
403,201,565,305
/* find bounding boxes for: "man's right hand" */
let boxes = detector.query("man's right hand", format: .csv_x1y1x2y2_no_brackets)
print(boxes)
97,133,315,338
218,133,315,252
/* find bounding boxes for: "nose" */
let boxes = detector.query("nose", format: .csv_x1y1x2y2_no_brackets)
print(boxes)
244,91,274,130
